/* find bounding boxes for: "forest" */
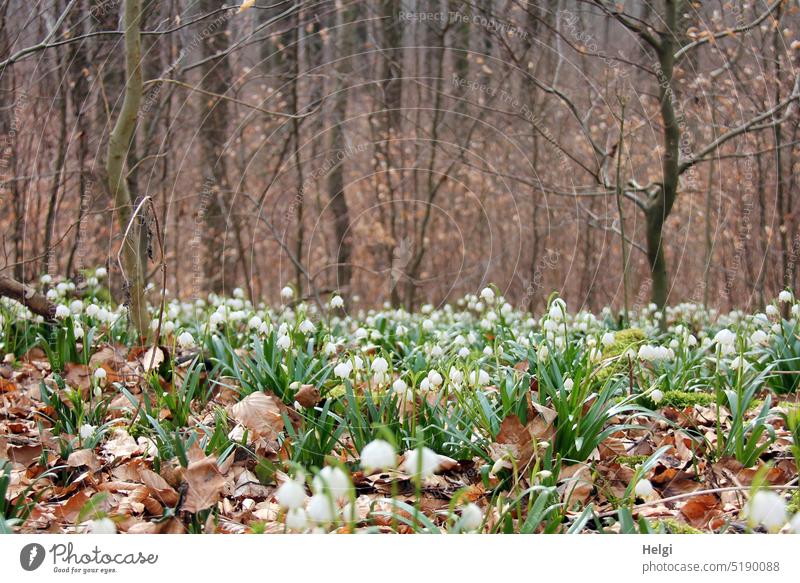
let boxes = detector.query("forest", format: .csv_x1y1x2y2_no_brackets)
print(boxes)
1,0,799,538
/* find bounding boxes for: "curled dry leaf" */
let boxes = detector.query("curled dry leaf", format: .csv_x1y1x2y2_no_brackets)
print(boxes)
67,448,100,471
558,464,593,506
63,363,91,394
103,428,140,459
182,454,226,514
488,405,556,471
228,391,284,440
679,493,722,529
294,384,321,408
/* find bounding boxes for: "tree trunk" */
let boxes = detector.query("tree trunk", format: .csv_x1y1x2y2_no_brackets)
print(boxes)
647,0,681,314
106,0,148,340
327,1,356,295
198,0,237,294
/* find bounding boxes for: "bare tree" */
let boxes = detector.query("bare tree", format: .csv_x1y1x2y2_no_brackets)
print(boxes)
106,0,148,339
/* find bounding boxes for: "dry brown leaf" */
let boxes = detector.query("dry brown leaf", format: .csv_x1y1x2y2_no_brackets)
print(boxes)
559,464,593,506
181,454,225,513
679,493,722,528
103,428,140,459
63,363,91,394
294,384,321,408
229,391,284,439
67,448,100,471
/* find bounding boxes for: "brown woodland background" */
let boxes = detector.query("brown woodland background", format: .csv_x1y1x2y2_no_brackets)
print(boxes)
1,0,799,314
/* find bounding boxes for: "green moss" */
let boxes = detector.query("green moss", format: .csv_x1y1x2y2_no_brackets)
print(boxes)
788,489,800,515
604,328,646,358
660,390,714,408
326,384,346,399
615,455,649,467
658,519,702,534
594,328,646,384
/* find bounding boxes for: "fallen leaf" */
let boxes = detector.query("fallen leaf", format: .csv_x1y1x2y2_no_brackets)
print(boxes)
229,392,284,440
182,454,225,513
294,384,321,408
67,448,100,471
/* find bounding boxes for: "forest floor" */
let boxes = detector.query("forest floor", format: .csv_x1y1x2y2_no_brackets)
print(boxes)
1,275,799,534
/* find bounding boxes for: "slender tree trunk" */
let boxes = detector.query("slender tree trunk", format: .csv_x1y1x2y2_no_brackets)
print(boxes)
43,58,69,275
327,1,356,295
647,0,681,315
106,0,148,339
198,0,237,294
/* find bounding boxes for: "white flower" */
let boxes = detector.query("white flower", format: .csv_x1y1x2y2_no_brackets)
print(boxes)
40,274,52,284
330,295,344,309
87,518,117,534
307,494,337,523
276,334,291,350
458,347,470,358
299,319,315,334
95,267,107,278
70,300,83,314
548,299,566,321
651,389,664,404
459,503,483,531
313,466,350,500
638,345,673,362
730,355,748,370
275,478,307,510
392,378,408,394
563,378,574,392
480,287,495,303
371,357,388,374
285,508,308,530
601,332,615,347
790,513,800,533
766,305,779,318
334,360,353,379
55,305,71,319
779,290,792,303
750,330,768,346
355,327,368,340
634,479,655,498
360,439,396,471
93,367,107,380
744,490,787,532
280,286,294,300
468,369,490,387
537,344,549,361
422,319,434,332
395,325,408,336
449,367,464,384
427,370,443,387
713,328,737,347
79,424,96,440
177,331,194,348
403,447,440,478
